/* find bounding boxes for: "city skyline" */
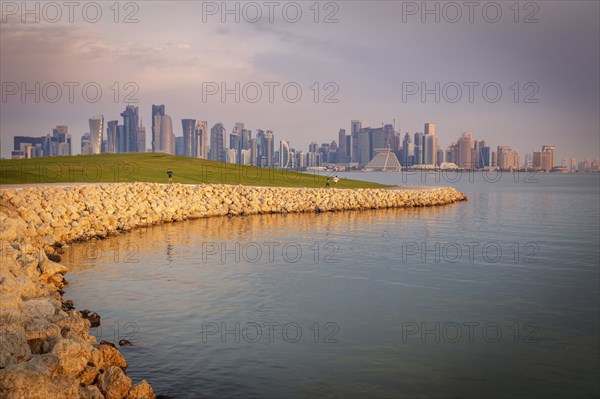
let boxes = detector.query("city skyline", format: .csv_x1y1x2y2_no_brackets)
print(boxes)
10,104,599,172
1,2,599,162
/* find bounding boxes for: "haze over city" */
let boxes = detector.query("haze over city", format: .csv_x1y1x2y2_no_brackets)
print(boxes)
1,1,599,162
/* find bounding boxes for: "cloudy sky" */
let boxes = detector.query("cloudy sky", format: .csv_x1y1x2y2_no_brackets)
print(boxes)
1,1,599,161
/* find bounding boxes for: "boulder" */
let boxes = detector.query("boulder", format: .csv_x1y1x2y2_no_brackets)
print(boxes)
126,380,156,399
98,366,132,399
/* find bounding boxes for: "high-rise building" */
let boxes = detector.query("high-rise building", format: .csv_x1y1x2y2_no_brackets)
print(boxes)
358,129,371,166
88,116,104,155
422,123,437,166
182,119,196,157
279,140,290,168
337,129,346,163
351,120,361,162
265,130,274,166
497,145,512,170
424,134,437,165
250,138,258,166
194,120,208,159
401,133,413,166
457,132,473,168
210,123,226,162
81,133,92,155
436,148,444,166
106,120,118,154
541,145,556,171
151,105,173,154
424,123,436,136
480,146,491,168
151,105,164,153
230,130,241,164
414,132,424,166
137,121,146,153
532,151,542,169
175,136,185,156
121,106,139,153
225,148,237,164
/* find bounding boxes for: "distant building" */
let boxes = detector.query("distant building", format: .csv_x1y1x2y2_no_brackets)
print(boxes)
210,123,226,162
541,145,556,171
106,120,118,154
364,149,401,172
88,116,104,155
120,106,139,153
279,140,290,168
81,133,93,155
152,105,174,154
175,136,185,156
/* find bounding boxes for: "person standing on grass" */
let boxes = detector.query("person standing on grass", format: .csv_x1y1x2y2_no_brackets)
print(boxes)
325,177,330,188
333,176,339,186
167,169,173,184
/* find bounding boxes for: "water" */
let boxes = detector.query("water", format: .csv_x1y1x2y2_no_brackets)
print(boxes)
62,173,600,398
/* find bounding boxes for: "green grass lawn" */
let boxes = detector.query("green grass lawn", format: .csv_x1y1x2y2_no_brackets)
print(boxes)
0,153,388,189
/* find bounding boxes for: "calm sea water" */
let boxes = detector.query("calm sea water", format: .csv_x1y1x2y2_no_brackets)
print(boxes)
62,173,600,398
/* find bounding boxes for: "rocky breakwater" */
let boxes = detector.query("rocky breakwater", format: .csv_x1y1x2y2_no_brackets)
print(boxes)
0,183,466,398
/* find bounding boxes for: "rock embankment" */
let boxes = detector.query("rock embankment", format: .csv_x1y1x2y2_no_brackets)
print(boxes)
0,183,466,398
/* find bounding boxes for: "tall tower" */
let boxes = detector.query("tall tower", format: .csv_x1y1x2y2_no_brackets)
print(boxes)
338,129,346,164
88,116,104,155
423,123,437,166
121,106,139,153
279,140,290,168
106,120,118,154
151,105,165,153
194,120,208,158
458,132,473,168
414,132,424,166
137,121,146,153
182,119,196,157
265,130,274,166
351,120,362,163
541,145,556,171
210,123,226,162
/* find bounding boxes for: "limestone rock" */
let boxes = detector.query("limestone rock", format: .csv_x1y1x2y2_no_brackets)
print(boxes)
0,323,31,368
0,360,79,399
51,338,92,376
93,342,128,370
126,380,156,399
98,366,132,399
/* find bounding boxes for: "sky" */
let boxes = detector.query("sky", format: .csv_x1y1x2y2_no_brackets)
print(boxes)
1,0,599,161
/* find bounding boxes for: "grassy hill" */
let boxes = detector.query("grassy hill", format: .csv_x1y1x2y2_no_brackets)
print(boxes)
0,153,388,189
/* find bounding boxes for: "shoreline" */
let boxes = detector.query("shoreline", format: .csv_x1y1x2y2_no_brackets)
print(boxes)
0,183,467,398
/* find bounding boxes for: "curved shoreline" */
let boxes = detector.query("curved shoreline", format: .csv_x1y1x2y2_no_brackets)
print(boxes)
0,183,466,398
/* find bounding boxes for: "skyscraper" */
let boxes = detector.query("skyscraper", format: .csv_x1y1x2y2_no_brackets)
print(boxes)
121,106,139,153
182,119,196,157
351,120,362,162
210,123,226,162
337,129,346,164
279,140,290,168
414,132,423,166
401,133,413,166
137,121,146,153
230,130,241,163
152,105,164,153
194,120,208,159
265,130,274,166
457,132,473,168
358,129,371,166
541,145,556,171
152,105,174,154
88,116,104,155
106,120,118,154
